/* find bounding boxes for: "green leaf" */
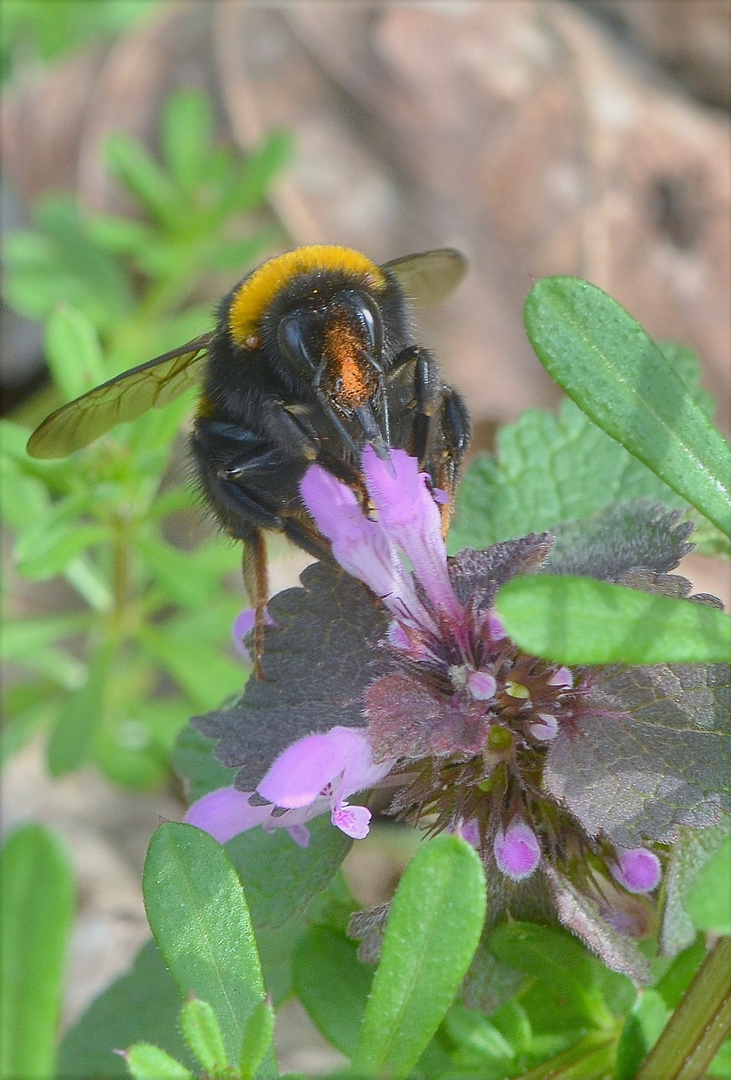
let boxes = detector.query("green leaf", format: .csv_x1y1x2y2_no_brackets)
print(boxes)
524,278,731,538
44,303,105,402
489,922,613,1032
46,641,113,775
202,230,279,273
139,627,243,709
635,937,731,1080
142,822,272,1072
656,938,707,1011
684,834,731,934
354,835,486,1079
13,491,106,581
451,343,719,555
136,535,222,608
661,819,731,958
615,988,670,1080
0,613,91,662
16,523,108,580
442,1004,516,1064
0,824,75,1080
87,214,157,255
161,90,212,194
293,926,373,1058
710,1041,731,1079
106,133,181,228
178,997,228,1075
216,131,292,220
58,940,189,1078
4,195,134,328
172,725,238,804
226,815,352,930
124,1043,194,1080
239,998,275,1080
0,687,57,766
496,575,731,665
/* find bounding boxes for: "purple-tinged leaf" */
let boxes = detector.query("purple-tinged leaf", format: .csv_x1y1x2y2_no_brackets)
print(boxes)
544,865,651,984
546,662,731,846
193,563,387,791
545,501,694,580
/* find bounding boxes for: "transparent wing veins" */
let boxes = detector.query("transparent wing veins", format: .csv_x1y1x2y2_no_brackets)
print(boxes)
382,248,467,308
27,333,213,459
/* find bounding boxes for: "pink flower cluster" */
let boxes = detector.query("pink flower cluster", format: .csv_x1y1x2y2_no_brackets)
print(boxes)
186,448,661,897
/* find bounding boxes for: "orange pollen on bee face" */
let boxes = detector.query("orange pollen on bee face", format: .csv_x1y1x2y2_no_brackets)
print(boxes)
325,319,377,409
228,245,386,347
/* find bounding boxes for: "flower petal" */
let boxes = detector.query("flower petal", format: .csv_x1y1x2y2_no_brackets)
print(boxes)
185,787,271,844
494,819,541,881
258,726,383,809
468,670,497,701
232,606,276,660
300,463,418,618
332,801,372,839
610,848,662,894
530,713,559,741
363,448,463,621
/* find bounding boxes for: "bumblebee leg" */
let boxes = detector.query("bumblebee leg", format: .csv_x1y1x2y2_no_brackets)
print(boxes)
436,386,471,530
391,346,443,467
242,528,268,680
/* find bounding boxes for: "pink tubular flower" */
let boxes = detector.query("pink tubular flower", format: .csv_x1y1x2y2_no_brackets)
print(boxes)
300,462,429,628
232,606,277,660
186,726,393,846
493,820,542,881
361,447,464,622
609,848,662,894
299,449,581,884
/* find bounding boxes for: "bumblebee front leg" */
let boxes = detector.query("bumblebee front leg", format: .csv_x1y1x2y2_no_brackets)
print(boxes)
391,346,444,467
436,386,471,529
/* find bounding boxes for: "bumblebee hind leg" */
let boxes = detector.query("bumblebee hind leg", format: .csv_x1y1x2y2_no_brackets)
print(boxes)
241,527,268,680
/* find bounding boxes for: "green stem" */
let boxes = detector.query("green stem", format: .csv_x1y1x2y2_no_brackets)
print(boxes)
517,1029,617,1080
636,937,731,1080
111,513,132,632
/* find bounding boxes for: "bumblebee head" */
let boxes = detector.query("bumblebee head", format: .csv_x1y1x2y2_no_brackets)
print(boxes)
227,245,403,455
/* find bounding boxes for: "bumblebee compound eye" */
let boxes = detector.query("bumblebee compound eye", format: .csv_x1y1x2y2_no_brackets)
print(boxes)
277,311,317,374
335,290,383,360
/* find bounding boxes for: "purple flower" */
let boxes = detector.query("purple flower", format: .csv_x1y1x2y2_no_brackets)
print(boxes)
494,819,542,881
188,448,729,979
610,847,662,894
187,726,394,846
231,606,276,661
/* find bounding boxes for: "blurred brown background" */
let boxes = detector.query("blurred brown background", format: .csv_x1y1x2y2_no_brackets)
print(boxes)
2,1,730,1071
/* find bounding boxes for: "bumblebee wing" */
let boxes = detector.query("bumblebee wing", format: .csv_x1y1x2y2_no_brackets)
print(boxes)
27,333,213,459
382,248,467,308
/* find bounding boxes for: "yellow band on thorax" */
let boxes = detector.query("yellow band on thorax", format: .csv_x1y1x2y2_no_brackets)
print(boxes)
228,245,386,347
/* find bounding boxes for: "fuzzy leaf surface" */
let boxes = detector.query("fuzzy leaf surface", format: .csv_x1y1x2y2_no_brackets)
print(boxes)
546,663,731,846
451,340,715,553
143,823,270,1071
226,816,352,930
354,835,486,1078
194,563,387,791
524,278,731,537
660,819,731,958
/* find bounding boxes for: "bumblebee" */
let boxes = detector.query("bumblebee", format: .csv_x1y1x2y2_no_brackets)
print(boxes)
28,245,470,669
